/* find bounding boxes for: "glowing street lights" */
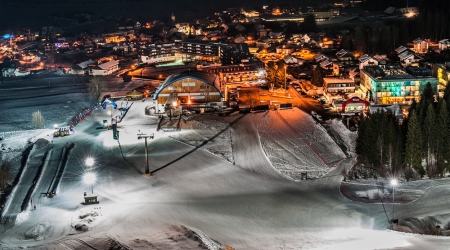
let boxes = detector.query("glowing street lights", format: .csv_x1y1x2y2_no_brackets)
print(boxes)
84,172,96,194
85,157,94,167
284,65,287,95
391,179,398,222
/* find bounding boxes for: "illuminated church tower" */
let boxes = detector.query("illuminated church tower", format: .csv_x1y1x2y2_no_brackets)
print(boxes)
171,12,176,23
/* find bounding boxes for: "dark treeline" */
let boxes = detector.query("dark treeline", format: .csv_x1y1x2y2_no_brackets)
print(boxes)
340,0,450,55
356,83,450,181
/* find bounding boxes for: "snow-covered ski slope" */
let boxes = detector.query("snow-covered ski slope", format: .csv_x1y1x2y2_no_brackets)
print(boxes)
2,100,450,249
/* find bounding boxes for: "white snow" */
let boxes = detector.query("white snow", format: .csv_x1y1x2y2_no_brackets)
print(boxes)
2,91,450,249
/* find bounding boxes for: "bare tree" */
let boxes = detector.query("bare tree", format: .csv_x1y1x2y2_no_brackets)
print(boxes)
0,160,12,190
32,110,44,129
86,77,106,102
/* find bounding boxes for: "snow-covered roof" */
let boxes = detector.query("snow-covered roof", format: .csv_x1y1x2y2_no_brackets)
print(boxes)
398,50,414,60
77,59,94,69
320,60,332,67
283,55,298,64
98,60,119,69
395,46,409,54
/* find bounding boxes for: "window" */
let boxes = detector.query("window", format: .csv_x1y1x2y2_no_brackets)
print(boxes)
200,84,209,89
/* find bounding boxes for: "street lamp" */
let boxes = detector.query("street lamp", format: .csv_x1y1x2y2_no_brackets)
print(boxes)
84,172,96,194
284,65,287,95
391,179,398,222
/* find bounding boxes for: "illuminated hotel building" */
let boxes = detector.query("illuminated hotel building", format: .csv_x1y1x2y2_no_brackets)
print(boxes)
432,63,450,97
360,66,438,104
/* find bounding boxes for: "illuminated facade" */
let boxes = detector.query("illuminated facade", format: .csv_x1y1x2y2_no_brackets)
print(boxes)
360,66,438,104
432,63,450,97
152,71,223,112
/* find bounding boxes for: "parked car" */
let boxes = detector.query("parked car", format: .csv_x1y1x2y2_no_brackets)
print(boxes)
311,111,323,122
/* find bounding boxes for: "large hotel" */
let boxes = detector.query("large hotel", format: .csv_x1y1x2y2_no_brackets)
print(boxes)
360,65,438,105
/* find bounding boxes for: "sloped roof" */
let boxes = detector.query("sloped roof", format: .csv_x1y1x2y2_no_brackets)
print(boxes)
126,89,143,97
77,59,94,69
283,55,298,64
98,60,119,69
153,71,223,100
395,46,409,54
320,60,332,67
398,50,414,60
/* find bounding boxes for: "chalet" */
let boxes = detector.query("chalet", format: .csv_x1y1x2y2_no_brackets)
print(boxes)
438,39,450,51
413,38,428,54
358,54,378,69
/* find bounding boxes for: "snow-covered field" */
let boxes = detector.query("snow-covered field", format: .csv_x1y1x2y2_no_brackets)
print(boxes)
2,82,450,249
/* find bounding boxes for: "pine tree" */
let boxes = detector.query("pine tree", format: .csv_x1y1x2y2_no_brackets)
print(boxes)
423,103,437,177
354,26,367,54
385,119,397,174
369,26,380,54
436,99,450,175
380,27,392,54
405,111,424,179
311,66,324,87
266,61,277,91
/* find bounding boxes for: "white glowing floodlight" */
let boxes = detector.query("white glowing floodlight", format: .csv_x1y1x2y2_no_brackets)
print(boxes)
83,173,96,185
54,124,58,129
85,157,94,167
172,101,177,107
391,179,398,186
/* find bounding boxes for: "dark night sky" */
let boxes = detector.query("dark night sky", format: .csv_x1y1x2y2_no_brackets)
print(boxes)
0,0,332,33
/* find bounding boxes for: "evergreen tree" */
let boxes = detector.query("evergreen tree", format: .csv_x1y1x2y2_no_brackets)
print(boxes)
274,61,287,89
385,119,397,174
404,111,424,179
423,103,437,177
266,61,277,91
301,15,317,33
369,27,380,54
380,27,392,54
354,26,367,54
436,99,450,175
311,66,324,87
391,26,400,52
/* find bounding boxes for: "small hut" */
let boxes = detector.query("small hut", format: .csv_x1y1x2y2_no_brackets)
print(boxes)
126,89,144,99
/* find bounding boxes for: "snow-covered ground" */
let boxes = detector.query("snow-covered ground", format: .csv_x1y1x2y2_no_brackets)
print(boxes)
2,85,450,249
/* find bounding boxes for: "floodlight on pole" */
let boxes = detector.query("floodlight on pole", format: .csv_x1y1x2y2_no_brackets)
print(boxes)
391,179,398,222
84,172,96,194
85,157,94,167
137,133,154,176
54,124,58,129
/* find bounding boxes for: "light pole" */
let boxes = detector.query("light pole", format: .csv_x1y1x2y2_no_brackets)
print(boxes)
391,179,398,221
137,133,154,176
84,172,96,194
284,65,287,95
